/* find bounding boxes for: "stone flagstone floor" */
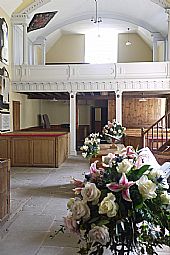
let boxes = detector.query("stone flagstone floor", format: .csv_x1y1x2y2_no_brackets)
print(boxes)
0,155,169,255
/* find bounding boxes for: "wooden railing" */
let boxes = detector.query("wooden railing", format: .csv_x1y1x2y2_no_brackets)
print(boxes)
141,111,170,151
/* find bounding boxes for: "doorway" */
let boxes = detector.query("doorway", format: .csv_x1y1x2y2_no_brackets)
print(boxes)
13,101,20,131
91,106,108,133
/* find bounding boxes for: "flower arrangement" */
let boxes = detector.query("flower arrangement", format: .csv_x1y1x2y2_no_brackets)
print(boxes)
103,120,126,142
64,146,170,255
80,133,100,159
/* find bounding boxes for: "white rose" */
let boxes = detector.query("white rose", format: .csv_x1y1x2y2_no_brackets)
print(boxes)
118,129,122,133
136,175,157,200
102,153,115,167
69,198,90,221
99,193,118,217
160,191,170,205
64,213,79,233
81,183,101,205
89,225,110,245
149,168,164,179
82,145,88,151
67,198,75,209
97,138,100,143
82,152,87,158
113,131,117,134
117,159,133,173
84,140,90,145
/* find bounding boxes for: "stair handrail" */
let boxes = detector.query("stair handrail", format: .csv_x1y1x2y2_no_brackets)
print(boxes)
141,111,170,150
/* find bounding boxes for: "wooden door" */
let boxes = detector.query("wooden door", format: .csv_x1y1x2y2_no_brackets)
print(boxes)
91,107,108,133
13,101,20,131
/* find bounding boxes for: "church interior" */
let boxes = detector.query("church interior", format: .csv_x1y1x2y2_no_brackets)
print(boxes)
0,0,170,254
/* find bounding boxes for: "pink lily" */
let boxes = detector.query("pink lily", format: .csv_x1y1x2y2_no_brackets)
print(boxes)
107,173,135,202
121,146,137,159
73,187,83,195
90,161,99,173
71,177,84,187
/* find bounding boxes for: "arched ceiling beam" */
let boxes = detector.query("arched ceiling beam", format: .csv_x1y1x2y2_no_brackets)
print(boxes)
39,11,166,40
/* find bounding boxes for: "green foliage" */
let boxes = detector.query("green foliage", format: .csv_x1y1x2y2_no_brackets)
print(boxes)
56,146,170,255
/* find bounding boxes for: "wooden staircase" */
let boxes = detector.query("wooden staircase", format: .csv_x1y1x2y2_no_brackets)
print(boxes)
141,111,170,164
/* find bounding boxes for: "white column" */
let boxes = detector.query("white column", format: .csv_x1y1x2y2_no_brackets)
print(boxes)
11,23,15,67
152,39,158,62
165,9,170,61
168,13,170,61
164,39,168,61
23,23,28,65
152,32,165,62
33,36,46,65
70,92,77,156
115,90,122,125
41,41,46,65
32,44,35,65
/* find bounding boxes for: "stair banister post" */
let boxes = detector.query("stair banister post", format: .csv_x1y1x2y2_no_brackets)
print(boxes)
141,128,145,148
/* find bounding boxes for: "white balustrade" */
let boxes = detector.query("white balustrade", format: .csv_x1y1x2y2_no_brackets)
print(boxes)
12,62,170,93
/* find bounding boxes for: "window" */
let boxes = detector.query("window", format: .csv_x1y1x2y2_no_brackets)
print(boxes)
85,29,118,64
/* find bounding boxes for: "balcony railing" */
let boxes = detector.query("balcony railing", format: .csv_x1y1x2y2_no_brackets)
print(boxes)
13,62,169,82
12,62,170,93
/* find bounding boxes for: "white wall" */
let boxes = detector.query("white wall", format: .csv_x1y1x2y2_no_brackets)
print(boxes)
11,92,41,129
46,34,85,63
118,33,152,63
39,100,92,126
40,100,70,124
46,32,152,64
78,104,90,125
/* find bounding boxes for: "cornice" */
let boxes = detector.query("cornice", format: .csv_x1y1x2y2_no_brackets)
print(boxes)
12,79,170,94
13,0,51,15
11,14,29,25
150,0,170,8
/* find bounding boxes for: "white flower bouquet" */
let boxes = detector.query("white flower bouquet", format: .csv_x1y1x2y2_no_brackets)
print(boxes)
63,146,170,255
103,120,126,142
80,133,100,159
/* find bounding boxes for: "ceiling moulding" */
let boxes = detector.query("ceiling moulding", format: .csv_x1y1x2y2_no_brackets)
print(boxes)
150,0,170,8
11,14,29,25
14,0,51,15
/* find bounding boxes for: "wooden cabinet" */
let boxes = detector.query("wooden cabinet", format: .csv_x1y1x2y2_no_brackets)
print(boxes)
56,134,69,167
0,138,9,158
0,158,10,224
11,138,32,166
32,138,55,167
0,133,69,167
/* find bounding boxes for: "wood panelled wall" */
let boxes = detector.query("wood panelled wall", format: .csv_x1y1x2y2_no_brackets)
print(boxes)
108,100,116,121
108,98,165,128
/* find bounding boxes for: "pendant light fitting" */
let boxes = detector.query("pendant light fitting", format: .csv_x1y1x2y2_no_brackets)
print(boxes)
125,28,132,46
91,0,102,24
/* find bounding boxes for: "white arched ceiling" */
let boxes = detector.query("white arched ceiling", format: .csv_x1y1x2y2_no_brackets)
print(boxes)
21,0,167,46
0,0,23,15
0,0,169,46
